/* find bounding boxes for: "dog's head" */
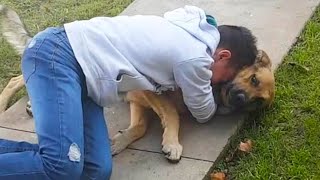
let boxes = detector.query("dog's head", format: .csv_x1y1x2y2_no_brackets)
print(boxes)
215,50,275,113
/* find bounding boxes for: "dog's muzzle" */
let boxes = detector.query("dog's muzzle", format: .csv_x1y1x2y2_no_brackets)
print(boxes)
227,84,248,107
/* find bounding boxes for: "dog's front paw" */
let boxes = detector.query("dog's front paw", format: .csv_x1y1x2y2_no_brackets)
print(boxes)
162,142,183,163
111,131,131,155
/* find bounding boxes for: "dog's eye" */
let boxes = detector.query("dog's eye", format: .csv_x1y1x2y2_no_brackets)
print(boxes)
250,74,260,86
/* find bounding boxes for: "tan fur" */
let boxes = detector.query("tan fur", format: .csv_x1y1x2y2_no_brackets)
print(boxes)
231,66,274,105
0,75,24,112
221,50,275,108
0,5,30,113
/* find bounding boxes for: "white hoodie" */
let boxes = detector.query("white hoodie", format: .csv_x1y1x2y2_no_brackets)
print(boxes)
64,5,220,123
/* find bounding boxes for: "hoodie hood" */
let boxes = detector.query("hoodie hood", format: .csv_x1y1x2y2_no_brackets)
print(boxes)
164,5,220,54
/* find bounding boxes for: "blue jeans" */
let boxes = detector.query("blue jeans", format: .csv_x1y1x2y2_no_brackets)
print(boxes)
0,27,112,180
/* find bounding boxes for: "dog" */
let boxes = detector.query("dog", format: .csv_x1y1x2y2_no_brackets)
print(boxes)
111,50,275,162
0,5,275,162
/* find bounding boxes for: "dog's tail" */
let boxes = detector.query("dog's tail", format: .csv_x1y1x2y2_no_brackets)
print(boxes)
0,4,31,56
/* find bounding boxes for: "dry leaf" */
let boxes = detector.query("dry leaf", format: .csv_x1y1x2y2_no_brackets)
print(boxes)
287,61,310,72
238,139,253,153
210,172,226,180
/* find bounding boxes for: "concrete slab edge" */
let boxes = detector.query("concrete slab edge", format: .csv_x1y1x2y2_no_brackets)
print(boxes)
202,116,246,180
272,2,320,71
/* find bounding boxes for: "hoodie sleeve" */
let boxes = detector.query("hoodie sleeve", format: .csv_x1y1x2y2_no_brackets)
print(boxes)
173,58,217,123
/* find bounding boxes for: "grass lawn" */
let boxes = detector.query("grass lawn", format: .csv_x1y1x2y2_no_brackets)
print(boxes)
0,0,132,105
215,6,320,180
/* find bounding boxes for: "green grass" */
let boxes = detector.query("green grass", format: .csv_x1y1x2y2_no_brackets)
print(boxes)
0,0,132,105
215,6,320,180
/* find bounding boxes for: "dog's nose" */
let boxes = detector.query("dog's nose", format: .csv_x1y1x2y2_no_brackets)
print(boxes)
235,93,246,104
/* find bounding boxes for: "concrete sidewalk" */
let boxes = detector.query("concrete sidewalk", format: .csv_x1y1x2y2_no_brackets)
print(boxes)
0,0,319,179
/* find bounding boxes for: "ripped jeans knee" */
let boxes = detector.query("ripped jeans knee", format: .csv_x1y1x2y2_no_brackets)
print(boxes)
40,142,84,180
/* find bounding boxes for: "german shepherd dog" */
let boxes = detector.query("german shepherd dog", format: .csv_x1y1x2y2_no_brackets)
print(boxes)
0,5,275,162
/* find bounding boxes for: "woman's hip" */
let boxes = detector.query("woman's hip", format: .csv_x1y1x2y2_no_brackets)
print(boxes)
21,26,85,85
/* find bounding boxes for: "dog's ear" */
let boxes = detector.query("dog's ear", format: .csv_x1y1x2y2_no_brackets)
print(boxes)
255,50,272,69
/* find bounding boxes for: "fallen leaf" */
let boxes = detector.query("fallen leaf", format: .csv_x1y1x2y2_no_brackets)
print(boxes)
238,139,253,153
210,172,226,180
286,61,310,72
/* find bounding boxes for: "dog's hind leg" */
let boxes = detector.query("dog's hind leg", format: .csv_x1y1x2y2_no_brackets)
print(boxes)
111,102,148,155
0,75,24,113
